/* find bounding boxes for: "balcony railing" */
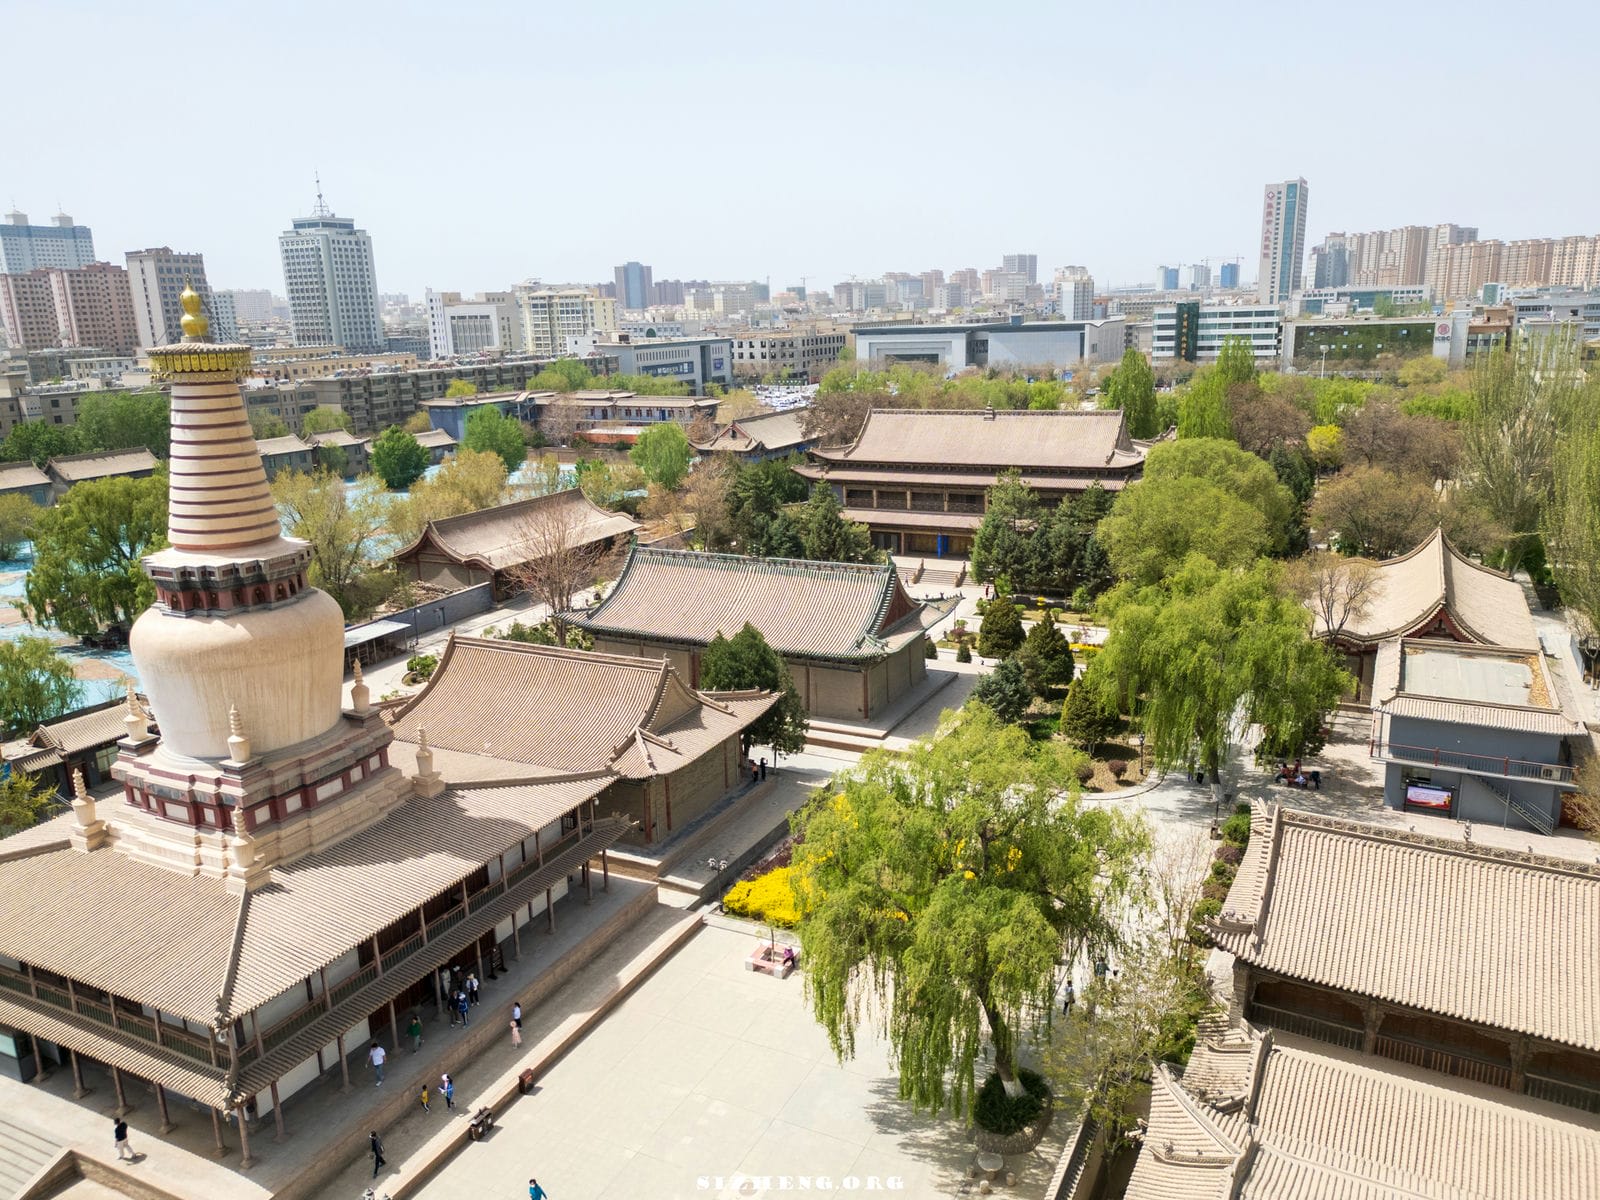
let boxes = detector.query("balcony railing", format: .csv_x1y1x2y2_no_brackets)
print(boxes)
1525,1072,1600,1114
1374,1033,1513,1089
1247,1001,1364,1050
1371,741,1573,784
0,964,217,1064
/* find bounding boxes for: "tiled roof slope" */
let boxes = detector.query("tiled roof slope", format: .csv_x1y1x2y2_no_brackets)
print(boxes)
45,447,160,481
692,408,810,454
1211,806,1600,1051
568,545,933,663
810,408,1143,471
388,635,776,780
254,434,315,456
1122,1065,1240,1200
1323,527,1538,649
0,461,49,491
30,702,132,754
391,488,637,571
414,428,457,449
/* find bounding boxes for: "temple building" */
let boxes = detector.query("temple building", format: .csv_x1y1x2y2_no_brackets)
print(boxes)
0,289,770,1175
795,407,1154,558
689,407,816,463
566,545,945,721
389,489,636,600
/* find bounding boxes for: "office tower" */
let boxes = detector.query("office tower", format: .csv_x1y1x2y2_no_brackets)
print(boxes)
1310,234,1350,289
1059,276,1094,320
425,288,523,359
1002,254,1038,284
651,279,685,306
1219,262,1240,289
126,247,217,349
613,262,653,310
513,286,617,356
0,210,95,274
277,182,383,352
1189,263,1212,290
219,288,275,323
1158,265,1180,291
208,289,237,343
1258,177,1309,305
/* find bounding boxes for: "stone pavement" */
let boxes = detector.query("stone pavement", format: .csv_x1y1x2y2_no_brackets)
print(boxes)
409,924,1069,1200
342,592,546,706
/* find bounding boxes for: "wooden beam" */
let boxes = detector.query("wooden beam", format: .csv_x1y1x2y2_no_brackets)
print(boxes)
156,1083,174,1134
269,1080,285,1142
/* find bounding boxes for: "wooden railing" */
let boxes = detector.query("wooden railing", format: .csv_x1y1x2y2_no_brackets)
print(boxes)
1374,1034,1512,1089
1525,1073,1600,1113
0,964,216,1064
1247,1002,1364,1050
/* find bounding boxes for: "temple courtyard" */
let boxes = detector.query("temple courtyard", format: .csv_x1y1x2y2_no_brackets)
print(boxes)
399,924,1068,1200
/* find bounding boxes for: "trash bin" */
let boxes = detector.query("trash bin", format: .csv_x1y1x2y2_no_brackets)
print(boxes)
519,1068,536,1095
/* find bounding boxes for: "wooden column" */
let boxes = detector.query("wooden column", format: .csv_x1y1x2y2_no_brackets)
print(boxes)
546,888,555,932
511,916,522,961
269,1081,285,1142
335,1033,351,1092
152,1009,165,1048
602,849,609,892
236,1106,254,1168
1510,1035,1530,1091
372,936,385,979
1361,1000,1381,1055
250,1011,265,1060
68,1050,88,1099
110,1066,130,1115
319,967,333,1013
584,860,592,904
155,1084,174,1134
65,978,79,1015
209,1106,227,1158
388,998,401,1050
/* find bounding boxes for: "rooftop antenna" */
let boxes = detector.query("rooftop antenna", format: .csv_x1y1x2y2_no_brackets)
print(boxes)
311,171,332,218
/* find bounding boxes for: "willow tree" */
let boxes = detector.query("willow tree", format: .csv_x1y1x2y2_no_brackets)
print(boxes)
789,704,1149,1118
1087,554,1350,801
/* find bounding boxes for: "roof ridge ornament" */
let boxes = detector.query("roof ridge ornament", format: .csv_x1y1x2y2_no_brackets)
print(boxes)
179,280,209,341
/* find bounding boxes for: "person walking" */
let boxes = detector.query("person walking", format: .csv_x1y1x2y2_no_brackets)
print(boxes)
529,1179,548,1200
1062,981,1075,1015
368,1041,387,1086
407,1012,424,1053
466,972,480,1007
511,1001,522,1028
440,1072,455,1111
418,1083,431,1114
510,1018,523,1047
456,990,470,1027
113,1117,135,1161
369,1131,386,1178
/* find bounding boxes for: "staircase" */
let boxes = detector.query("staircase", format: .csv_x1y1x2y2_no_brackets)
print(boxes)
0,1115,59,1199
891,556,969,590
1472,775,1556,836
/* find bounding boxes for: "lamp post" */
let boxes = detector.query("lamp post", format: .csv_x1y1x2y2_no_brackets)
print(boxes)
1319,344,1329,379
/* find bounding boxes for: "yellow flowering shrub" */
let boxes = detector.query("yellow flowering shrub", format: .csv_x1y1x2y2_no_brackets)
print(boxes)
723,866,800,928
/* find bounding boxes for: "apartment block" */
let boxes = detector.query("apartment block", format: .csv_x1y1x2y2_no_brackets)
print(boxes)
126,247,216,348
0,211,94,274
515,287,616,356
730,328,847,381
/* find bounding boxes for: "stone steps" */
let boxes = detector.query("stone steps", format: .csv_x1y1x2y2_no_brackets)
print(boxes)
0,1115,59,1199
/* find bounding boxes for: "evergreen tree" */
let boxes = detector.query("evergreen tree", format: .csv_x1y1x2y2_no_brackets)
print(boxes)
700,623,809,754
972,658,1031,723
1060,678,1116,751
977,586,1026,658
1015,619,1075,696
798,485,876,563
972,471,1040,585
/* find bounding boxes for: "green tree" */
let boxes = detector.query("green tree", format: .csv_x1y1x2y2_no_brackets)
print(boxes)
24,473,167,636
972,471,1041,586
315,443,349,477
1099,476,1269,586
271,469,393,618
249,411,291,439
0,493,39,559
1088,555,1350,804
1015,618,1075,696
573,459,646,511
75,391,171,457
1059,677,1116,750
300,405,353,435
1142,438,1298,555
1215,336,1259,389
1544,414,1600,661
2,421,82,467
699,623,809,754
369,426,430,490
444,379,479,398
1105,348,1158,439
464,406,528,474
726,457,810,556
789,705,1148,1116
0,637,84,738
977,586,1025,658
527,359,597,392
971,657,1032,723
1176,372,1233,440
403,410,433,435
391,448,510,545
629,422,692,490
797,485,876,563
0,768,58,836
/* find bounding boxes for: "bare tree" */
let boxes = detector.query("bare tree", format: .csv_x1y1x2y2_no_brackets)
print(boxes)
539,397,583,449
504,500,610,645
1287,551,1380,642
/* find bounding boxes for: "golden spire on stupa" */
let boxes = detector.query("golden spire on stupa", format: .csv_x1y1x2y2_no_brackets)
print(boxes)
179,280,209,340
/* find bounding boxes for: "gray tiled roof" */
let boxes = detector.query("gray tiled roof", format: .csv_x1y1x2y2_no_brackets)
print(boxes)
1211,806,1600,1052
692,408,811,455
568,545,934,663
390,488,636,572
0,461,49,491
45,447,159,482
811,408,1143,471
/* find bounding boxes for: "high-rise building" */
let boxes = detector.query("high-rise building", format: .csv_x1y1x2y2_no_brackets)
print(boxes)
1001,254,1038,284
1311,234,1350,289
218,288,276,324
208,289,238,343
612,262,653,310
1188,263,1212,290
425,288,524,359
0,263,139,353
277,183,382,352
650,279,686,307
1158,265,1180,291
1258,178,1309,305
514,286,616,356
1219,262,1241,289
1059,276,1094,321
126,247,218,349
0,210,95,274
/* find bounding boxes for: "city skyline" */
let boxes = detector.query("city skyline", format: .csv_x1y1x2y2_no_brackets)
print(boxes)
7,1,1598,299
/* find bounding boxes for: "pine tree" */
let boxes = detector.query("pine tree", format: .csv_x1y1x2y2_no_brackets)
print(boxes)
1060,678,1115,751
971,658,1031,724
700,623,808,754
977,587,1025,658
1015,619,1075,696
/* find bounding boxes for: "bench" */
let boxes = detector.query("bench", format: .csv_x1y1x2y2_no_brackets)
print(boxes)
746,945,797,978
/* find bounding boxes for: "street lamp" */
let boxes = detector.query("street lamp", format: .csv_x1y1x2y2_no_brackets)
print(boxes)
1319,345,1329,378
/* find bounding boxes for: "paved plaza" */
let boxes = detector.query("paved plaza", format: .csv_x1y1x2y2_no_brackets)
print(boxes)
406,924,1069,1200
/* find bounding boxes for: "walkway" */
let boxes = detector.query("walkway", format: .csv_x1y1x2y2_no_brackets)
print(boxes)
409,924,1070,1200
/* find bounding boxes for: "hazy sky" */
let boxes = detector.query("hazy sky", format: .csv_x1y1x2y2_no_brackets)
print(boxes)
8,0,1596,299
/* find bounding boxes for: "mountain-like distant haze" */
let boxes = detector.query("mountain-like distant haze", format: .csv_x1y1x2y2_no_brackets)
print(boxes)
9,0,1594,296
